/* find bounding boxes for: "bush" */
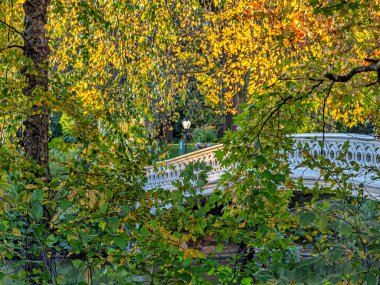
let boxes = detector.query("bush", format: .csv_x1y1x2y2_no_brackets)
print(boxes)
192,126,218,143
59,113,77,143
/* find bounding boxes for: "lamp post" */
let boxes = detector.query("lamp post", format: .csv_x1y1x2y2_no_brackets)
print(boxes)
182,117,191,154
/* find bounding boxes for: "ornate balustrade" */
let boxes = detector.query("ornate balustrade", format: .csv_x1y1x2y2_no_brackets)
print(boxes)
146,133,380,198
145,144,223,190
289,133,380,169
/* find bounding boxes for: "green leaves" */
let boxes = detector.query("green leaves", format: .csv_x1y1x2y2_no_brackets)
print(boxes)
31,202,43,219
300,212,315,227
366,273,378,285
183,257,192,267
31,188,44,203
72,259,82,268
195,207,206,218
114,237,127,250
215,244,224,253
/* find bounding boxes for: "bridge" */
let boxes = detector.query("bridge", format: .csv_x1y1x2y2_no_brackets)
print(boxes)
146,133,380,199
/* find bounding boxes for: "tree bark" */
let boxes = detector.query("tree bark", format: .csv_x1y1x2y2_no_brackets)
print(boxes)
23,0,50,178
22,0,52,282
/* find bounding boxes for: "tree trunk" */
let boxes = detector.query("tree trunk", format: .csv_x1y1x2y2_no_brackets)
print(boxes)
223,71,250,133
224,111,234,132
22,0,52,282
163,119,174,143
223,95,239,133
23,0,50,179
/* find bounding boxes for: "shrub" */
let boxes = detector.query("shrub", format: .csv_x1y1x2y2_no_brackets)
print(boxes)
192,126,218,143
59,113,77,143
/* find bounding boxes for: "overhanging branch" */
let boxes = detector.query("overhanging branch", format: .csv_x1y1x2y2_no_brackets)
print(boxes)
325,60,380,82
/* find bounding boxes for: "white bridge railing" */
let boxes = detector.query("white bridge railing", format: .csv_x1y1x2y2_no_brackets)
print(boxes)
145,144,224,190
146,133,380,198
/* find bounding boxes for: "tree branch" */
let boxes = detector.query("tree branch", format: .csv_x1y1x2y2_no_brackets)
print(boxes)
325,60,380,82
0,44,25,53
0,19,32,49
0,19,24,39
364,58,379,64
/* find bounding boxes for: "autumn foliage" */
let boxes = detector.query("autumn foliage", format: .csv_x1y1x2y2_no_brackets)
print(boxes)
0,0,380,284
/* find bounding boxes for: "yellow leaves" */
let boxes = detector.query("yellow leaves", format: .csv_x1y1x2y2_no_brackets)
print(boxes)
229,62,237,69
346,249,354,260
321,95,367,128
9,0,373,136
67,234,78,241
12,228,22,237
84,189,99,210
184,248,206,259
358,250,368,259
75,87,104,112
116,227,124,233
24,184,38,190
99,220,107,231
305,234,313,242
67,188,78,202
49,213,59,228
